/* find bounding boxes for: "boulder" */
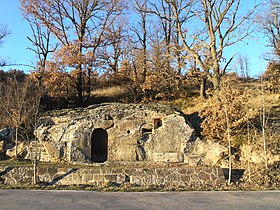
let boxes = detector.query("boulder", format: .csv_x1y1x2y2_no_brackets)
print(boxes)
205,142,228,165
184,139,227,166
241,144,280,165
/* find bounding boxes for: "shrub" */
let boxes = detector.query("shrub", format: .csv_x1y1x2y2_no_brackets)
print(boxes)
199,78,249,144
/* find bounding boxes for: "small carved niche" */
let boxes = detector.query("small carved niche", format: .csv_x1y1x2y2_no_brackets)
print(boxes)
154,118,162,129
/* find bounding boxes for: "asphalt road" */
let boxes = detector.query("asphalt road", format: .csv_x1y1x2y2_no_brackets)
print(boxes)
0,190,279,210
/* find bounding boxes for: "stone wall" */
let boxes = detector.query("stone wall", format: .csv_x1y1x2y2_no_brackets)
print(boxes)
0,163,225,189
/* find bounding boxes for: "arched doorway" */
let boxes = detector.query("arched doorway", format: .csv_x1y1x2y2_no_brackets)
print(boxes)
91,128,108,162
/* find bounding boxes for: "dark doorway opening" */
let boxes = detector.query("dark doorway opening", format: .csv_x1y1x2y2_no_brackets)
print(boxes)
91,128,108,162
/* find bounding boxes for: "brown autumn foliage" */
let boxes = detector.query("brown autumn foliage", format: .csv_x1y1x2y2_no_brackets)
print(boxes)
263,62,280,93
141,68,183,100
116,55,184,102
117,56,146,101
199,76,251,144
263,0,280,59
20,0,123,106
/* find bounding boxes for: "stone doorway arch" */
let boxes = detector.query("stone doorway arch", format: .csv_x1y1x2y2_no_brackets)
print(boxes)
91,128,108,162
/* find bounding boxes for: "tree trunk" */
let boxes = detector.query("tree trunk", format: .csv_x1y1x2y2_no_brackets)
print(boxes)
33,159,38,184
33,137,39,185
225,108,232,185
15,126,18,158
85,67,92,103
212,74,221,90
261,75,268,169
76,69,83,107
200,77,207,99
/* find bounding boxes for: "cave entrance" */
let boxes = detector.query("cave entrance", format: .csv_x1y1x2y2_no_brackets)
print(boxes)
91,128,108,162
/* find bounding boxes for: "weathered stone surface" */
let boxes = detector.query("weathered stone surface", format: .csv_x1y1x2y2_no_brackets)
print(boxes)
31,103,195,163
0,141,4,153
6,142,25,158
0,163,226,189
153,153,183,162
240,144,280,165
45,142,60,161
184,139,227,166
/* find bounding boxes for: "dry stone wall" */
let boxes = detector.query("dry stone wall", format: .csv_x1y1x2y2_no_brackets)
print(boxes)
0,164,225,189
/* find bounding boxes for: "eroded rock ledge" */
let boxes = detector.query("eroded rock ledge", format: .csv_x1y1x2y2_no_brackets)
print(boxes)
30,103,195,164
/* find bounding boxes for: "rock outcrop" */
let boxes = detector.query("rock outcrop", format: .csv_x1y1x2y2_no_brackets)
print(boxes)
30,103,197,164
241,144,280,165
184,139,228,167
0,128,26,159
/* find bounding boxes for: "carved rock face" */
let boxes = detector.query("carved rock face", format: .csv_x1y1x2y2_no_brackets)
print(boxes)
33,103,195,164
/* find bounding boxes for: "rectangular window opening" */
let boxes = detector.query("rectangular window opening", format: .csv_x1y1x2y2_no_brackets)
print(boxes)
154,119,163,129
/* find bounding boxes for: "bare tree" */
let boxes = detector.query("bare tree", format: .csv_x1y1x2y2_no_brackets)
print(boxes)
263,0,280,60
148,0,173,67
148,0,186,74
31,79,44,185
0,24,9,46
98,15,128,77
260,74,268,169
167,0,258,90
0,23,10,67
0,71,42,158
131,0,149,86
237,53,250,80
21,0,123,106
22,13,58,73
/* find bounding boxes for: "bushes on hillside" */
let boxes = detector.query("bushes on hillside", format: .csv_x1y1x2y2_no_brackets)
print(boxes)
263,62,280,93
199,78,251,144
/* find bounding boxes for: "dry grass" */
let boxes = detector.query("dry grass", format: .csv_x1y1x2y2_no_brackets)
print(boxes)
247,92,279,109
174,97,207,115
90,83,279,119
91,85,127,98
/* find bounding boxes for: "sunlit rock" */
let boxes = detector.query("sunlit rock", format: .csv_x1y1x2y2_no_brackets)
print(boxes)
31,103,196,164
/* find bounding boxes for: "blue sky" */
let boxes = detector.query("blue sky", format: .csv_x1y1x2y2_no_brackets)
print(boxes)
0,0,35,71
0,0,269,76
